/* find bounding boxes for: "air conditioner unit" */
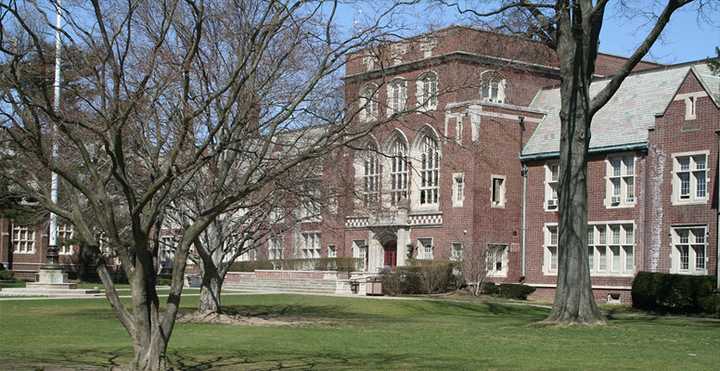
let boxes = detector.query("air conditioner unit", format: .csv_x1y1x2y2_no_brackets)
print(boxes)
547,199,558,209
626,196,635,203
611,196,621,205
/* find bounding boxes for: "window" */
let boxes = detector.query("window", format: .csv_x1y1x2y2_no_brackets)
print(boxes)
685,96,697,120
328,245,337,258
587,223,635,275
387,79,407,116
57,224,75,255
159,235,176,268
486,244,508,277
390,138,409,205
268,236,283,260
673,152,709,204
300,232,321,259
545,162,559,210
452,173,465,207
416,72,438,111
359,84,379,122
671,226,707,274
11,224,35,254
606,155,635,207
419,135,440,206
480,75,506,104
417,238,433,260
491,175,506,208
362,143,380,207
450,242,463,261
545,225,558,273
455,116,463,144
352,240,367,270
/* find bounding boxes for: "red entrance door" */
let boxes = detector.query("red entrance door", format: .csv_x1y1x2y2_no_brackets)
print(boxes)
384,241,397,268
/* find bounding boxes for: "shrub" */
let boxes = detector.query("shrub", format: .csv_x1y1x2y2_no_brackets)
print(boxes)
700,294,720,318
229,260,275,272
480,282,499,295
497,283,536,300
0,268,15,281
632,272,716,314
228,258,363,272
381,260,459,296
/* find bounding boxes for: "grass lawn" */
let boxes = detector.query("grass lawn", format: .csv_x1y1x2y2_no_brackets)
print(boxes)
0,294,718,370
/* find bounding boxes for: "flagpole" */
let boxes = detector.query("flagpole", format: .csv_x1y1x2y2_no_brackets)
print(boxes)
48,0,62,265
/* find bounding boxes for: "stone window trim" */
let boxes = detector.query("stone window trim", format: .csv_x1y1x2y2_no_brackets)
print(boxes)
479,70,507,104
604,153,636,209
587,221,636,277
486,243,509,277
299,231,321,259
670,225,708,275
57,224,76,255
673,91,708,121
358,83,379,122
386,78,407,117
327,244,337,258
388,136,410,206
671,150,710,206
543,220,636,277
452,172,465,208
544,161,559,212
268,236,284,260
450,242,463,261
413,131,441,210
417,237,434,260
11,223,36,254
490,174,506,208
416,71,439,112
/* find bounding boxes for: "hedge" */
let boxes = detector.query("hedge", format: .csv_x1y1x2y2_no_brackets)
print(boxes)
478,282,535,300
382,260,461,295
631,271,716,314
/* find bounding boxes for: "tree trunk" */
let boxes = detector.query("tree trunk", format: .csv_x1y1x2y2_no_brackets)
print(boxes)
544,95,604,325
199,269,223,314
130,334,167,371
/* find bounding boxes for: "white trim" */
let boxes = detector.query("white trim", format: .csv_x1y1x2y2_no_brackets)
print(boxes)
671,150,710,206
604,153,637,209
416,237,434,260
452,172,465,208
544,161,559,212
670,224,709,275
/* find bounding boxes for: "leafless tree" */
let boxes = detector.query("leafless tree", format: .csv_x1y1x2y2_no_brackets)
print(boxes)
0,1,419,369
441,0,718,325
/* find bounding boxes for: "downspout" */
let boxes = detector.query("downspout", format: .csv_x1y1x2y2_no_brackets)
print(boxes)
519,116,527,279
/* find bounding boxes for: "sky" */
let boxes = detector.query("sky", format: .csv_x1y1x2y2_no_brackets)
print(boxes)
333,1,720,65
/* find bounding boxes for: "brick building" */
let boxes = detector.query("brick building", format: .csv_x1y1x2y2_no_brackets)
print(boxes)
2,26,718,303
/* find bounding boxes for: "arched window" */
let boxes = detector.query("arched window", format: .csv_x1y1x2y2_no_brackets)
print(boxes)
480,72,507,104
419,135,439,205
417,72,438,111
387,79,407,116
389,138,409,205
359,84,378,122
362,142,380,206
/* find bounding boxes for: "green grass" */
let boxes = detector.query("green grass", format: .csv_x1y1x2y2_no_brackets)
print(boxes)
0,294,718,370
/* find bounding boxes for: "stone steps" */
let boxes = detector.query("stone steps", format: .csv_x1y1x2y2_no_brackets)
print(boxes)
226,279,337,294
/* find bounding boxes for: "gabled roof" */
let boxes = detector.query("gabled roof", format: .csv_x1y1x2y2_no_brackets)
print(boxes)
522,62,717,159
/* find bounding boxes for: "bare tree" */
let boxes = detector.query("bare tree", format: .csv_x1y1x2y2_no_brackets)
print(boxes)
460,242,490,296
442,0,718,324
0,1,418,369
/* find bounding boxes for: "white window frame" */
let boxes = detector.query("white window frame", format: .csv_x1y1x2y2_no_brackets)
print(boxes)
389,139,409,206
605,154,636,208
418,135,440,207
670,225,708,275
450,242,463,261
416,71,438,112
543,224,559,275
417,238,433,260
359,84,379,122
57,224,75,255
268,236,284,260
672,151,710,205
300,231,321,259
480,77,506,104
587,221,635,276
490,175,506,208
11,224,36,254
327,244,337,258
544,162,559,212
362,147,380,207
452,172,465,208
386,79,407,116
486,244,508,277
